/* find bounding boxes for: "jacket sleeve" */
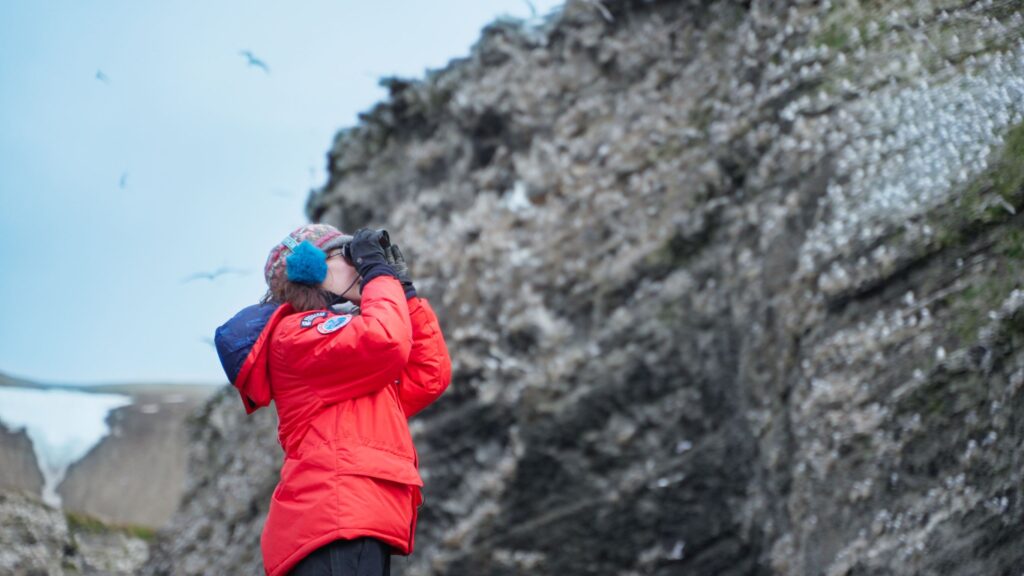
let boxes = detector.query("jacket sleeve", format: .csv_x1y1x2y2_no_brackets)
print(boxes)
283,275,413,405
399,296,452,418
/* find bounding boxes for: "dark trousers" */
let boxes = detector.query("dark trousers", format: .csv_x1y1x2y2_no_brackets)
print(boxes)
288,537,391,576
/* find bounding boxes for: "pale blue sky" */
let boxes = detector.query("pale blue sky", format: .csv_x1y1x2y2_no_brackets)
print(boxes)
0,0,562,385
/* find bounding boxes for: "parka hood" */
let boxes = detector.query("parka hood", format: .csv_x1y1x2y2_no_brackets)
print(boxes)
214,301,292,414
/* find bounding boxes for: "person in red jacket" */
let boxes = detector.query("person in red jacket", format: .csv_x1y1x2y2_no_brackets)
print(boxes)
214,224,451,576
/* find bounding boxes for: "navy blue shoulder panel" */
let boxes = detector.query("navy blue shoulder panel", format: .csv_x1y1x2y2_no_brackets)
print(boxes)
214,302,279,384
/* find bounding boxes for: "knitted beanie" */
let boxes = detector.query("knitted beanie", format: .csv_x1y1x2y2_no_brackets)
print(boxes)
263,224,350,286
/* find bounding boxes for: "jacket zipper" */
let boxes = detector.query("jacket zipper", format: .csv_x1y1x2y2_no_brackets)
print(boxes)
408,449,423,552
408,495,417,552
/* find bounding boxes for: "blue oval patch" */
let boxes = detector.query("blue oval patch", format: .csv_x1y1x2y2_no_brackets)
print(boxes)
317,314,352,334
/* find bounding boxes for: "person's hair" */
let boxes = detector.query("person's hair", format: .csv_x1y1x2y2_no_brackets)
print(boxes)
260,273,329,312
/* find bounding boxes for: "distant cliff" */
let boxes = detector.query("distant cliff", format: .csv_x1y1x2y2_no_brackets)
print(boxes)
0,423,43,498
58,385,218,529
147,0,1024,574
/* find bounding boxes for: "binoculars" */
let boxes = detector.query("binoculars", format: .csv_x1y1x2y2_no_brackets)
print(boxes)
338,229,390,263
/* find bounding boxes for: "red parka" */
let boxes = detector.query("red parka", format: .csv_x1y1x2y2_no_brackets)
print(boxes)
217,275,451,576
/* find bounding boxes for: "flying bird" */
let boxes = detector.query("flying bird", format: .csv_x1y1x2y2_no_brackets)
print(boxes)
182,266,250,283
239,50,270,74
96,69,111,84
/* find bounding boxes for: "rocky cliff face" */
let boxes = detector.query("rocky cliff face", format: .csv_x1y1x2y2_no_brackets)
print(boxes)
146,0,1024,574
0,490,148,575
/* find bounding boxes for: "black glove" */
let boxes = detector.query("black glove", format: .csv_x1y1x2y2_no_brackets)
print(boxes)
349,228,398,290
385,244,417,299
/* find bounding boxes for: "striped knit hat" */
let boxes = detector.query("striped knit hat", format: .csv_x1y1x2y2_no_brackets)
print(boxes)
263,224,350,286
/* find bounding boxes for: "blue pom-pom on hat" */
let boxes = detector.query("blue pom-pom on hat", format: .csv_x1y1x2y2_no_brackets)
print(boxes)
285,240,328,285
265,224,345,286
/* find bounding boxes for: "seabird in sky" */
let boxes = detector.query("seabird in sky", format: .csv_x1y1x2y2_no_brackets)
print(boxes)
181,266,249,283
239,50,270,74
